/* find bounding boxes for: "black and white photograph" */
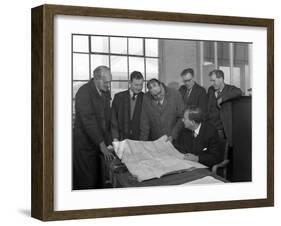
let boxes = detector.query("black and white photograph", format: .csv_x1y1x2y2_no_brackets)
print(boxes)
30,3,274,221
71,34,252,190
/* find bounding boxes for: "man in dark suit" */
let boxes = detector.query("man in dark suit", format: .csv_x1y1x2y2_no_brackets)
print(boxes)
207,69,242,146
178,68,207,114
111,71,144,141
175,106,221,168
140,79,184,142
73,65,115,190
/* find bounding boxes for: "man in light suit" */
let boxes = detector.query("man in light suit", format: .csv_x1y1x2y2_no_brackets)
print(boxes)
175,106,222,168
111,71,144,141
207,69,242,146
139,79,184,142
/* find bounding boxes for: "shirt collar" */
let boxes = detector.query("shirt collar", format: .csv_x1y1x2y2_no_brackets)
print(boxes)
129,89,135,98
94,82,102,96
194,123,202,137
158,97,164,105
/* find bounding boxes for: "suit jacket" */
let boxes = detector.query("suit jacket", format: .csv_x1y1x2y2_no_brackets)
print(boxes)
179,82,207,114
175,123,222,168
111,90,143,140
140,85,184,141
73,80,112,189
207,84,242,146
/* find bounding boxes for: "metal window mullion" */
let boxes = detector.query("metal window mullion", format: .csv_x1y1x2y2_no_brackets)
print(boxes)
127,38,130,87
144,38,147,92
108,37,112,92
229,42,234,84
88,35,91,80
247,44,252,95
199,41,204,86
214,42,218,69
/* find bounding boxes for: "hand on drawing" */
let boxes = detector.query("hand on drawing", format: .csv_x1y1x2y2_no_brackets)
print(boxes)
99,142,115,161
165,136,173,143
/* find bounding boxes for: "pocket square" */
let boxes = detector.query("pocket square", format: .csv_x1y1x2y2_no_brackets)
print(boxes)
202,147,207,151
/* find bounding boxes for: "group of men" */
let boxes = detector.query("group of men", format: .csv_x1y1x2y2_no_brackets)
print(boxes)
73,65,242,190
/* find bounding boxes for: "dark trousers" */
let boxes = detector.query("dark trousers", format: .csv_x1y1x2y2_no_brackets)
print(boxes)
72,149,103,190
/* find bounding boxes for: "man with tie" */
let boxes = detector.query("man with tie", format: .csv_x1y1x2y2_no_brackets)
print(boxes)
207,69,242,146
139,78,184,142
175,106,221,168
111,71,144,141
73,65,115,190
178,68,207,114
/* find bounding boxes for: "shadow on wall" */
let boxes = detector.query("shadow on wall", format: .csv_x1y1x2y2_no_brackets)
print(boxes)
167,81,180,90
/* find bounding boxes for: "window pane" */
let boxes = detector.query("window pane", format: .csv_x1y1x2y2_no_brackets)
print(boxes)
203,41,215,89
91,36,109,53
73,81,87,98
90,54,109,77
73,35,89,52
110,37,127,54
145,58,159,80
128,38,143,55
129,57,145,75
204,41,215,65
145,39,158,57
73,54,89,80
218,67,231,84
217,42,230,67
110,56,128,80
143,82,147,92
233,43,250,95
234,43,249,65
111,82,128,99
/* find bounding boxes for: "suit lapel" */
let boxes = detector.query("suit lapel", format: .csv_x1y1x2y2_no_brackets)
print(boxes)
193,123,206,152
188,83,197,103
124,90,131,122
160,87,170,114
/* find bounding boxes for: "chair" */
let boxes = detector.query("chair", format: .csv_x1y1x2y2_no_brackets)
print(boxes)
212,140,229,179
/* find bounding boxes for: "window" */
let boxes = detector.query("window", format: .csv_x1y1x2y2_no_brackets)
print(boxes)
201,41,252,95
72,34,159,119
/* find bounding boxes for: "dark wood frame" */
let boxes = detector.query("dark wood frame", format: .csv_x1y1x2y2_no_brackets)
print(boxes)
31,4,274,221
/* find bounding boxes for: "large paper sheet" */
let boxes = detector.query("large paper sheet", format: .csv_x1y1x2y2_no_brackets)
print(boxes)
113,135,207,182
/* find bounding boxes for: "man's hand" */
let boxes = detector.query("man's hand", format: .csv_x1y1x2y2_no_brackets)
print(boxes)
165,136,173,143
99,142,115,161
184,153,199,162
217,97,222,109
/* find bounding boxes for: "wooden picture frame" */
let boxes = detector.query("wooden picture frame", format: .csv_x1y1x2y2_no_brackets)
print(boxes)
31,4,274,221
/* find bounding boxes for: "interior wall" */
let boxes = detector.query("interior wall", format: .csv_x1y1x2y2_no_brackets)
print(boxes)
159,39,199,90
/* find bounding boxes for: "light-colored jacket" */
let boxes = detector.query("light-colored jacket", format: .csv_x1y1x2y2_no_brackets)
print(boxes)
140,85,184,141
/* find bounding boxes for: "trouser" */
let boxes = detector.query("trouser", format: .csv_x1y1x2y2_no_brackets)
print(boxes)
72,148,103,190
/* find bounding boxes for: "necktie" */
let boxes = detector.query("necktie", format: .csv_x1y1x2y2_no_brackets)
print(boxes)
216,90,221,98
132,93,137,101
193,131,197,138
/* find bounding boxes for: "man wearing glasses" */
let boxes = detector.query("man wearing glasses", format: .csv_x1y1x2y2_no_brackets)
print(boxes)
139,78,184,142
178,68,207,115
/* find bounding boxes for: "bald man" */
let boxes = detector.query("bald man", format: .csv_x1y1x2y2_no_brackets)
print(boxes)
73,65,115,190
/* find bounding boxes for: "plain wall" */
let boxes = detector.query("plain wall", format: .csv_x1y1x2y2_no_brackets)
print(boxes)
160,39,199,90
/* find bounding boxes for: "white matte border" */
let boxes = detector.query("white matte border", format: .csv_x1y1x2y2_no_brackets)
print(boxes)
54,15,267,211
